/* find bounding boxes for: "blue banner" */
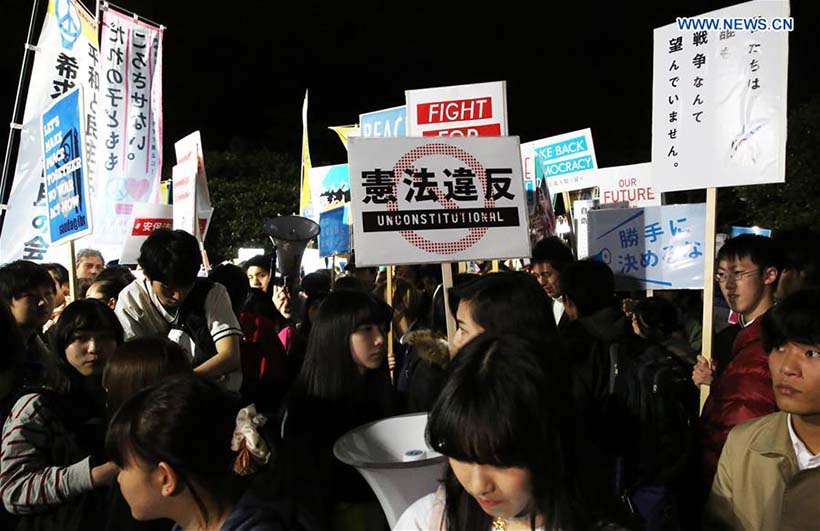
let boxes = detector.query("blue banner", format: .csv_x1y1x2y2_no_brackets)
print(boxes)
587,204,707,290
41,87,91,245
319,205,351,257
360,106,407,138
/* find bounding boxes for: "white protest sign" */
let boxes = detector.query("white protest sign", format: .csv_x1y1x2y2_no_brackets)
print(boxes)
172,158,198,235
174,131,212,209
348,137,529,267
531,129,598,193
120,203,212,264
651,0,789,192
572,199,596,259
595,163,661,207
406,81,508,137
587,203,707,290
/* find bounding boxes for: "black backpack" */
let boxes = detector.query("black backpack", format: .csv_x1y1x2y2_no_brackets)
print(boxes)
608,341,698,486
170,279,217,366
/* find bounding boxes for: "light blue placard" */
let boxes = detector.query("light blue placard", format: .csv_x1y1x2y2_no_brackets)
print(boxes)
319,205,351,257
41,87,91,244
360,106,407,138
587,204,707,290
730,226,772,238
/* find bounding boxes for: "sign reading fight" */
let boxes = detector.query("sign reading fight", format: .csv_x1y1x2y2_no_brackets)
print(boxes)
406,81,507,137
595,163,661,207
41,87,92,244
587,203,707,290
348,137,529,267
531,129,598,193
360,106,406,137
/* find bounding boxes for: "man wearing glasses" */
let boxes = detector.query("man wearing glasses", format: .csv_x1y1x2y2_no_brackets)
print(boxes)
698,234,782,489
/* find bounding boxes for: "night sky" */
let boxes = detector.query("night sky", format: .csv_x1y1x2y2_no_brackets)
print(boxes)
2,1,818,175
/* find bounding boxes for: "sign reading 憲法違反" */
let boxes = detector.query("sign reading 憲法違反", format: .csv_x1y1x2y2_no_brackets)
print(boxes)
348,136,530,267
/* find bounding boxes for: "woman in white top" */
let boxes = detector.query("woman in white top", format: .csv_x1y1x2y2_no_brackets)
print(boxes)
395,334,625,531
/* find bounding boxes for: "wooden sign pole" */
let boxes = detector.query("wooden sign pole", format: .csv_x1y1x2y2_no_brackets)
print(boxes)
700,187,718,411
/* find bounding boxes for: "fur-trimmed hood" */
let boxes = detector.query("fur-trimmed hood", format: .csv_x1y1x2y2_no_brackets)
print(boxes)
402,329,450,369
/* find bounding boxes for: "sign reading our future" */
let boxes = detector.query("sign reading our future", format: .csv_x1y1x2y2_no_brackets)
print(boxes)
348,136,529,267
40,87,92,245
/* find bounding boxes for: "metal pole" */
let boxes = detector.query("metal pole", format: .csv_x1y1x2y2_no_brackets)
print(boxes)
0,0,44,236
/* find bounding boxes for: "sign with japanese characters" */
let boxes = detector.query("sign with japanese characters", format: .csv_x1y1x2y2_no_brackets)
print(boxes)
588,203,707,290
308,164,352,256
174,131,212,225
348,136,529,267
41,87,92,244
120,203,212,264
172,158,198,236
406,81,507,137
532,129,599,193
596,163,661,207
96,6,164,250
360,106,407,137
0,0,100,262
651,1,788,192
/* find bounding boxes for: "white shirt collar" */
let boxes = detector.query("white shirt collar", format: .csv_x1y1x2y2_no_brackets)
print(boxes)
787,414,820,471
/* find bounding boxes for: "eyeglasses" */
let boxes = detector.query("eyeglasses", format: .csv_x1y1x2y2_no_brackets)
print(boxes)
714,269,759,284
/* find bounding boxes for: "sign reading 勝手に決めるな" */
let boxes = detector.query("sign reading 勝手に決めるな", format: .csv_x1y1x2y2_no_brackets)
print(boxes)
347,137,530,267
587,203,707,290
41,86,92,245
651,0,789,191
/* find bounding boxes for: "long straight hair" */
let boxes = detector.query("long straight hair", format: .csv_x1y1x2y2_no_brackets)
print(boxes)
294,289,391,400
427,334,592,531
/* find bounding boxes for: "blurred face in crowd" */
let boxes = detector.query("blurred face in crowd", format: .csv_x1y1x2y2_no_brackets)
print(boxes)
452,299,485,354
9,284,55,332
449,458,534,521
65,330,118,376
246,266,270,292
77,256,104,279
530,262,561,299
349,322,385,372
716,257,777,321
776,267,804,301
149,280,193,309
47,271,70,308
117,452,171,521
769,341,820,418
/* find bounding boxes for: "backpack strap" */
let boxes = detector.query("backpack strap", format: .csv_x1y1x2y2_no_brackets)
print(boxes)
171,280,216,366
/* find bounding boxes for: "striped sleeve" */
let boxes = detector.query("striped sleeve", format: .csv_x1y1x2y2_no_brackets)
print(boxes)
206,284,243,343
0,393,94,514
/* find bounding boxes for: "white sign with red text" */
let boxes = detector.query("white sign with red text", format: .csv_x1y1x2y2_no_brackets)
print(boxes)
595,163,661,208
348,136,529,267
120,203,212,264
406,81,508,137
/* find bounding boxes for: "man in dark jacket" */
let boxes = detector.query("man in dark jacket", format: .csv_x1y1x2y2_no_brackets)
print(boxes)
529,236,575,331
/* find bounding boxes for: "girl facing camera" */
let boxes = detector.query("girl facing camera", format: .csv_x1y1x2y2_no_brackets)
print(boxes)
106,373,289,531
1,299,123,530
396,334,626,531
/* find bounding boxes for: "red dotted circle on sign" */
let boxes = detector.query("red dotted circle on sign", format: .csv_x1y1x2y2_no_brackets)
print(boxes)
390,143,495,255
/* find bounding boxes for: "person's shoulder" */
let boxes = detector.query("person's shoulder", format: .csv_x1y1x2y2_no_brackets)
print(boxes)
394,491,445,531
730,410,784,441
221,493,294,531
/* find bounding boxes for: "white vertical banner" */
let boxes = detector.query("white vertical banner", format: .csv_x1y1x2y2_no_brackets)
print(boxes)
174,131,212,219
96,6,163,254
172,158,197,236
0,0,100,263
651,0,789,191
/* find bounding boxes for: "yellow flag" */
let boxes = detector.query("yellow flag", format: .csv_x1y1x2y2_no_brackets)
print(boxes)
328,124,360,151
299,90,313,217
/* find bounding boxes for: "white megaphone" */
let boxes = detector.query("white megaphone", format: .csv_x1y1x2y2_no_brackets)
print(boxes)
334,413,446,528
263,215,320,287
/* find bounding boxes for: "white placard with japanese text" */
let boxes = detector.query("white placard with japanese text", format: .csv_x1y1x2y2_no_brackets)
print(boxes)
120,203,212,264
588,204,707,290
651,0,789,191
406,81,508,137
348,137,529,267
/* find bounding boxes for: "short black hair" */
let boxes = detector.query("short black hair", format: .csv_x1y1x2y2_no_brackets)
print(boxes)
559,260,615,317
531,236,574,271
242,254,273,273
42,263,69,285
0,260,56,302
209,264,248,316
762,289,820,352
774,228,820,287
95,265,136,286
138,229,201,286
717,234,783,273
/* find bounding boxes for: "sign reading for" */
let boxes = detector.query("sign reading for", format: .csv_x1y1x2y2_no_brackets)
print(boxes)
348,136,529,267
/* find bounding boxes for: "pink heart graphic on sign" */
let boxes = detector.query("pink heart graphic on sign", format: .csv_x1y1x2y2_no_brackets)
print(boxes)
126,179,150,200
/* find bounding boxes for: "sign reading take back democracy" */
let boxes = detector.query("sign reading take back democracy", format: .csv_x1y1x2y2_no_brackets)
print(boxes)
348,136,529,267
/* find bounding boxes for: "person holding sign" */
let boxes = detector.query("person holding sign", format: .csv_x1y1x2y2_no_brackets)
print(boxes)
114,229,243,390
